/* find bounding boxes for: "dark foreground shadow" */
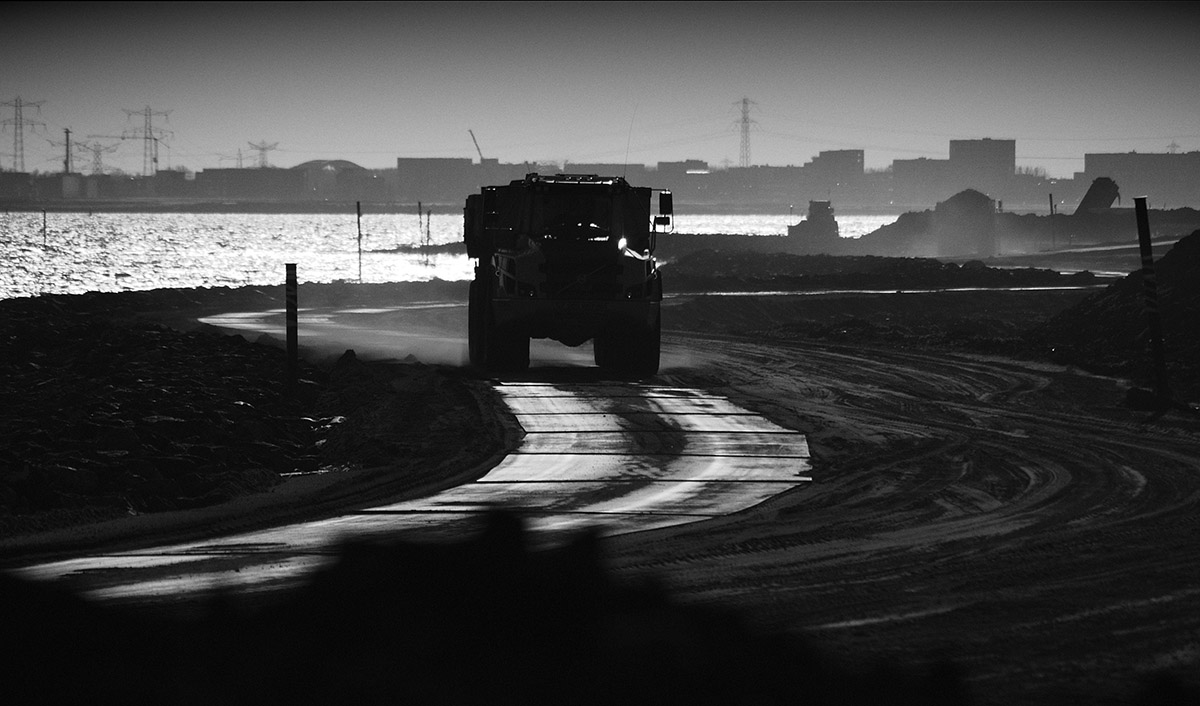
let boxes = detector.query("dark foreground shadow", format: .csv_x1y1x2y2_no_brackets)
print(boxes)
1,510,1192,706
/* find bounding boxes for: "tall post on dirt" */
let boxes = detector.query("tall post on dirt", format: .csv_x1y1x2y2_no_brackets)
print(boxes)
1048,193,1056,249
356,201,363,284
286,263,298,389
1134,197,1171,405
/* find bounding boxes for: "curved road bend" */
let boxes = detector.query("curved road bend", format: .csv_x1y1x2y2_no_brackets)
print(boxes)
12,305,809,604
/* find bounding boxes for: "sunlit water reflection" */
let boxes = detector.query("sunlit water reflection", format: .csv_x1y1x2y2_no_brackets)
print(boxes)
0,211,898,299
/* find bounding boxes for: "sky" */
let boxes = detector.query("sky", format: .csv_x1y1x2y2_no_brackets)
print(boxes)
3,1,1199,178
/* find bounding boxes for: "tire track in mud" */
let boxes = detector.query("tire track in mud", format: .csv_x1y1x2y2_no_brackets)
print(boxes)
612,332,1200,704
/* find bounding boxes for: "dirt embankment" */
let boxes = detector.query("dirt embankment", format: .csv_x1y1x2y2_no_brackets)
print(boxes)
664,249,1101,292
662,233,1200,405
1034,230,1200,400
0,284,510,554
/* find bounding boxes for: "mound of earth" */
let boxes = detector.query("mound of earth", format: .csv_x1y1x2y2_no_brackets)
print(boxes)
1033,230,1200,402
664,250,1098,292
664,288,1094,361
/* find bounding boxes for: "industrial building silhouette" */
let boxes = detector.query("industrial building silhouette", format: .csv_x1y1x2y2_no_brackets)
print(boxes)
4,139,1199,213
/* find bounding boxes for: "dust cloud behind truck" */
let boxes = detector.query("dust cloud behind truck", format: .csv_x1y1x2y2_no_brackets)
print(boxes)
464,173,672,376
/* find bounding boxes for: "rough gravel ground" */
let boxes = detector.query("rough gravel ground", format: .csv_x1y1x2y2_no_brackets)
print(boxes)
2,241,1199,705
0,283,514,559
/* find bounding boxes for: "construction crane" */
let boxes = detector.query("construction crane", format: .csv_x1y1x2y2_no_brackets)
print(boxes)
469,129,484,162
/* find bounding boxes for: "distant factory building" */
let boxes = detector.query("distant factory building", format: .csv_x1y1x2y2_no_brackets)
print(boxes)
949,138,1015,197
892,157,953,207
396,157,478,205
395,157,541,204
805,150,865,184
195,167,306,201
655,160,710,200
562,163,648,181
656,160,709,177
0,172,33,199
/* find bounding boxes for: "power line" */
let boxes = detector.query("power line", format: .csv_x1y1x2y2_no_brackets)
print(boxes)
1,96,47,172
122,106,173,176
218,148,245,168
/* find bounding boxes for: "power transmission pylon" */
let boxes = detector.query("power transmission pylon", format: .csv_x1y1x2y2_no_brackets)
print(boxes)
247,140,279,168
735,97,757,168
122,106,173,176
75,141,120,175
218,148,245,168
2,96,47,172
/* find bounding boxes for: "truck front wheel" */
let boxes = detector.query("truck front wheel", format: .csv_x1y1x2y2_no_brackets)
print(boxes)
594,313,659,378
468,279,486,368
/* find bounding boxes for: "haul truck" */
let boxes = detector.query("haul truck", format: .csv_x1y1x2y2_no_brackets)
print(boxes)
464,173,672,376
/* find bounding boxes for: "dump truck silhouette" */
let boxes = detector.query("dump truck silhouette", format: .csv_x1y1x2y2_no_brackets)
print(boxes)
464,173,672,375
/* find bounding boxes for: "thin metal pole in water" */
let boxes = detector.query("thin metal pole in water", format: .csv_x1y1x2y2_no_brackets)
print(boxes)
356,201,363,284
1134,197,1171,404
42,210,47,246
286,263,298,388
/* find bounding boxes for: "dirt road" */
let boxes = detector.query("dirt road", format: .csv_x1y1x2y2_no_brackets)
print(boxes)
606,328,1200,704
5,283,1198,704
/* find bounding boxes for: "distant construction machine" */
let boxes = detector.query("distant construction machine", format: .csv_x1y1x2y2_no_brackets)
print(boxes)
463,173,672,376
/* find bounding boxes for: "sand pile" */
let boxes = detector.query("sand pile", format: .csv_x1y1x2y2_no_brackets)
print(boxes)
1034,230,1200,402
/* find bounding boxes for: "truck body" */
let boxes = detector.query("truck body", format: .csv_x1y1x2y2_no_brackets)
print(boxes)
464,173,671,375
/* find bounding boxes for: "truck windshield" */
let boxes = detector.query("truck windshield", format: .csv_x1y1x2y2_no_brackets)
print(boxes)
533,192,614,241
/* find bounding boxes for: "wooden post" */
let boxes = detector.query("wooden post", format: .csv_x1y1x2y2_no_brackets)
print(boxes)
356,201,363,284
1134,197,1170,405
286,263,298,388
1048,193,1055,249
